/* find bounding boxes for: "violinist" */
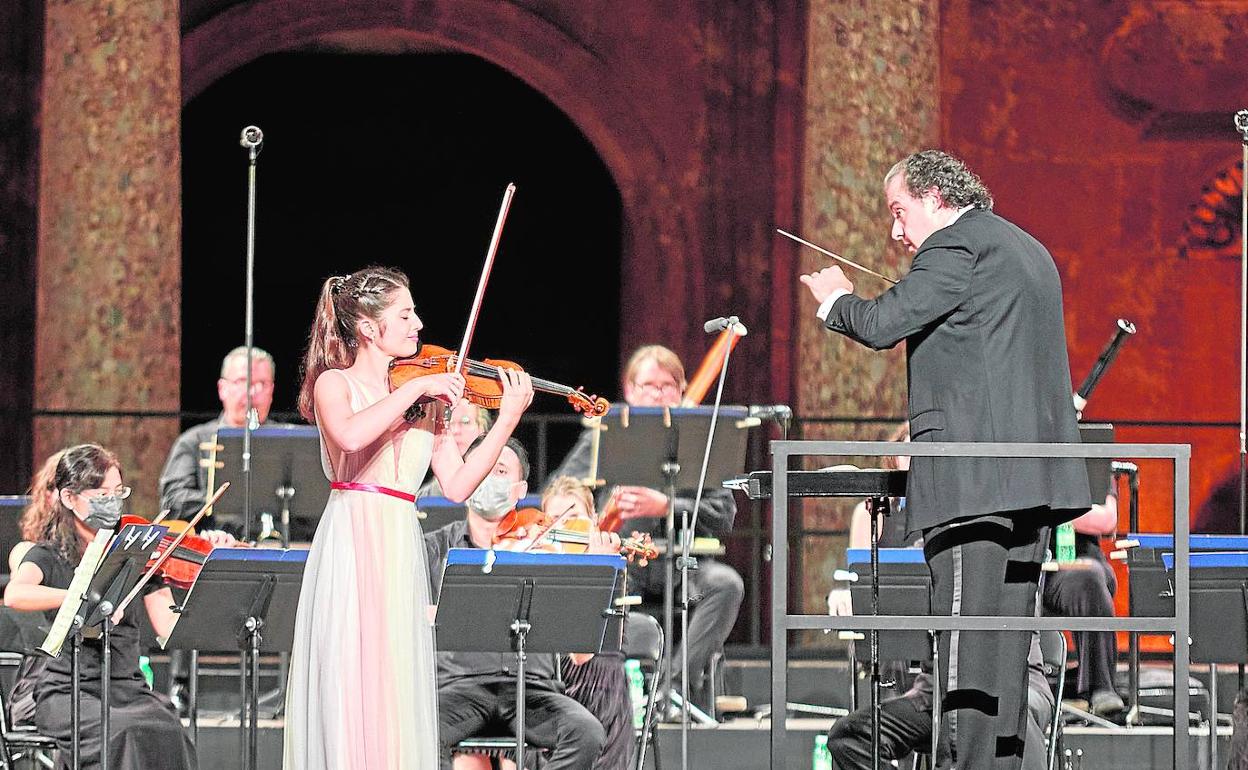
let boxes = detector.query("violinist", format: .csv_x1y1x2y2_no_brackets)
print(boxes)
4,444,209,770
284,267,535,770
425,439,609,770
547,344,744,713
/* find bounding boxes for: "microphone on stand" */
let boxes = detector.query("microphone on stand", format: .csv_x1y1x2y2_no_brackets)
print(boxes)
748,404,793,421
704,316,748,335
1110,460,1138,474
239,125,264,150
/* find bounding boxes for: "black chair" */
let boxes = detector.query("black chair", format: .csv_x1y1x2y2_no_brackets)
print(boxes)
624,612,664,770
0,653,56,770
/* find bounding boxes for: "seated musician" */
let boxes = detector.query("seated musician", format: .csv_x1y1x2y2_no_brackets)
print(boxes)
417,399,493,498
824,434,1055,769
4,444,231,770
547,344,744,712
157,345,277,533
424,439,610,770
1040,488,1123,717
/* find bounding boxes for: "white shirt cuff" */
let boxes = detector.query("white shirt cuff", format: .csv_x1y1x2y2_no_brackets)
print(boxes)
816,289,852,321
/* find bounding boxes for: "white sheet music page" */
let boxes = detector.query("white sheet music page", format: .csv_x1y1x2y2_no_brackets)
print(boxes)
39,528,112,658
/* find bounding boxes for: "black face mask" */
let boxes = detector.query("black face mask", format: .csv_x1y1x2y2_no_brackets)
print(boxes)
83,495,123,530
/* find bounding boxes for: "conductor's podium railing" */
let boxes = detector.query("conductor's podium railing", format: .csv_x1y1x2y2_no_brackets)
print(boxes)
763,439,1192,770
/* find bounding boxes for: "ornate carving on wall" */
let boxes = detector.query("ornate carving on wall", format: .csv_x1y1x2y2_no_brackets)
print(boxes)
1101,2,1248,133
1181,159,1242,260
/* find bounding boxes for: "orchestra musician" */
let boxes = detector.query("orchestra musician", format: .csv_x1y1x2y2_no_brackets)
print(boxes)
425,439,610,770
417,399,493,498
547,344,744,713
4,444,210,770
283,267,535,770
157,345,278,533
802,150,1090,770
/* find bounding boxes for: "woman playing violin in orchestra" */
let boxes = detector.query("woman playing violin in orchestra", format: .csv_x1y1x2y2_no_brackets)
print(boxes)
284,266,534,770
4,444,214,770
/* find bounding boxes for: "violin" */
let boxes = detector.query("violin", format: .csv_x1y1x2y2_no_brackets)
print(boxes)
390,343,609,418
118,512,249,591
491,507,658,565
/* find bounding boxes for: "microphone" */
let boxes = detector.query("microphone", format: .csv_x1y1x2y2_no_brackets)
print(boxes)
748,404,793,421
239,125,264,150
704,316,748,335
1111,461,1138,474
1236,110,1248,141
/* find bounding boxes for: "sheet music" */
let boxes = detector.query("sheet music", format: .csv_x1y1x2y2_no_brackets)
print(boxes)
39,528,111,658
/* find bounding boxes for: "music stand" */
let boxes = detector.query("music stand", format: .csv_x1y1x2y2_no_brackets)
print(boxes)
591,406,749,708
436,548,624,768
42,522,167,770
216,426,328,544
162,547,307,770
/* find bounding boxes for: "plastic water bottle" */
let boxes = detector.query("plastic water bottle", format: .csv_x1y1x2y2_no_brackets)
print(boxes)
1056,521,1076,563
625,659,646,728
812,734,833,770
138,655,154,690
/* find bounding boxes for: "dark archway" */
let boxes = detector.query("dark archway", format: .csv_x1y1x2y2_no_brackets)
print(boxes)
181,52,622,436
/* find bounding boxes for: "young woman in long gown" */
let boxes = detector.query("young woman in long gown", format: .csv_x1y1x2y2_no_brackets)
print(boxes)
283,267,533,770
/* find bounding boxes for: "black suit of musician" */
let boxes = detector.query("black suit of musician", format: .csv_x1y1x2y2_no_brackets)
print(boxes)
802,150,1090,770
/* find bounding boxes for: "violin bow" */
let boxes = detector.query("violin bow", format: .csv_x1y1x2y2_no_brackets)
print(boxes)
454,184,518,374
777,228,899,285
113,483,230,618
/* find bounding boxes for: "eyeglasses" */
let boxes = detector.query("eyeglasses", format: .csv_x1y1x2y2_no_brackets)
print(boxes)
223,377,274,390
631,381,681,396
80,486,132,501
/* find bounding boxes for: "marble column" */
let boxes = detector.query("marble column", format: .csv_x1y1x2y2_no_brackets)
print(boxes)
35,0,181,513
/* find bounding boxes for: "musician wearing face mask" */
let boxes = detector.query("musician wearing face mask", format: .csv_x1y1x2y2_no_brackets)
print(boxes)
424,439,611,770
5,444,198,770
547,344,744,713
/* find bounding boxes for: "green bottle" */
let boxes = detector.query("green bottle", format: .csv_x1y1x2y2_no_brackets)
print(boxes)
1056,521,1077,563
625,659,646,728
138,655,154,690
812,734,833,770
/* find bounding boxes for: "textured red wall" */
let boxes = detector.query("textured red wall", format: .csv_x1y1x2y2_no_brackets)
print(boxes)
941,0,1248,634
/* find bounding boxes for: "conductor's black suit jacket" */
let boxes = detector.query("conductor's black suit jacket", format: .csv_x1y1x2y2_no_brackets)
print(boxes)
825,207,1091,535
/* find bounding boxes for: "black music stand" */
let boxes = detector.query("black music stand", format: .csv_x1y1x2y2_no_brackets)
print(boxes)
216,426,328,544
436,548,625,768
45,522,167,770
845,546,939,764
591,406,749,714
161,547,306,770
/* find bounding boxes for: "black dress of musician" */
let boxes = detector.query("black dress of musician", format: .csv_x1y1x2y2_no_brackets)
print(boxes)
6,444,196,770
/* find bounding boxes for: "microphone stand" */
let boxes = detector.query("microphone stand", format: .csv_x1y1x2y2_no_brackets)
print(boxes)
238,124,262,770
239,125,263,546
679,317,744,770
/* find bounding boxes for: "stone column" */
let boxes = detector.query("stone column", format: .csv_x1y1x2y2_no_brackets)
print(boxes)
795,0,940,624
35,0,181,513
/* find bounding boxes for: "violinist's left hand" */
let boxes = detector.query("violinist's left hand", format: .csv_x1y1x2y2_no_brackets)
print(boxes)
497,367,535,422
617,486,668,519
586,529,621,555
200,530,237,548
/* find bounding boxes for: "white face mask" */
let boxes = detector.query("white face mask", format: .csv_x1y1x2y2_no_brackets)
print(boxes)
468,475,516,520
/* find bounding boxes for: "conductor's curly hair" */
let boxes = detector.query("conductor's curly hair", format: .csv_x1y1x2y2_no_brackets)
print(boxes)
885,150,993,211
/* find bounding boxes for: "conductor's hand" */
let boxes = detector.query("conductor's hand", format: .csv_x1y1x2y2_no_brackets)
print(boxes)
497,367,535,422
616,486,668,519
800,266,854,304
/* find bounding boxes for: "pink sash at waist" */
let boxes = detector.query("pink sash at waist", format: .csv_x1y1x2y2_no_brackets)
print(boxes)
329,481,416,504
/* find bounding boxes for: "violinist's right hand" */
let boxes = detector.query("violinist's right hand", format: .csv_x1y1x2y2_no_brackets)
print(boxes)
412,372,466,404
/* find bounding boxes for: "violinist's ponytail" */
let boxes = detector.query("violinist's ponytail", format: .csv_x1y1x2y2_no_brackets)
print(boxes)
298,268,410,423
299,276,353,423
